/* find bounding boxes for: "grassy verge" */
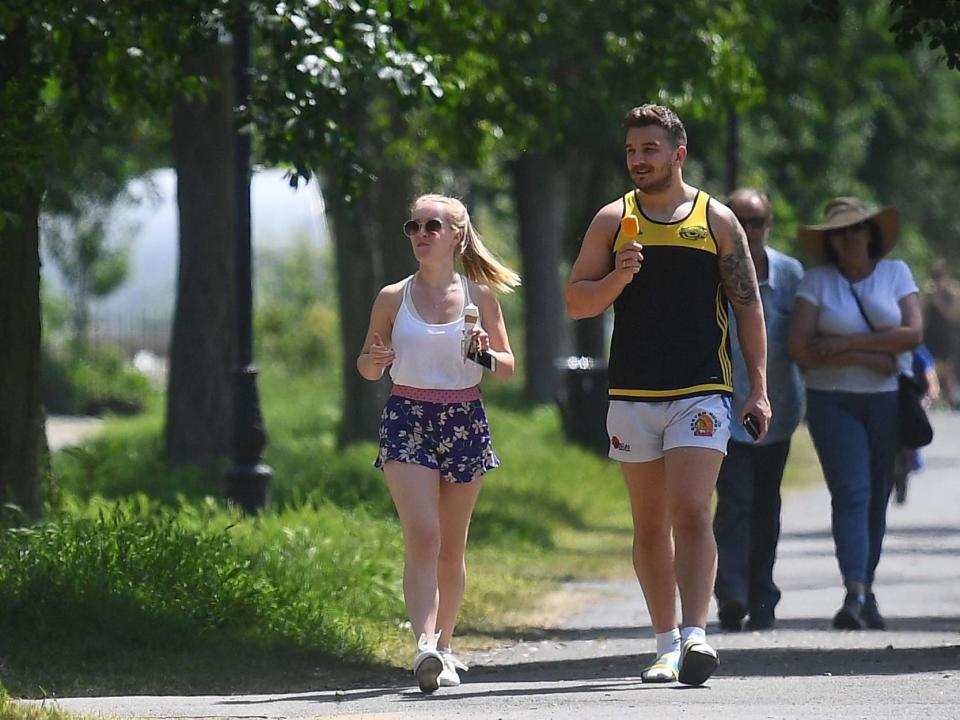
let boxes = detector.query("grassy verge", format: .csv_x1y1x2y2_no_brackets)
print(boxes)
2,366,824,697
0,693,84,720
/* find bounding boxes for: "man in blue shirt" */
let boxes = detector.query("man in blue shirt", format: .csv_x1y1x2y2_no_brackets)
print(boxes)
713,188,804,631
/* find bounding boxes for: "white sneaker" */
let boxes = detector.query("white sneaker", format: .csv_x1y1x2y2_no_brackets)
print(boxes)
641,649,680,683
413,632,443,694
438,648,469,687
678,637,719,686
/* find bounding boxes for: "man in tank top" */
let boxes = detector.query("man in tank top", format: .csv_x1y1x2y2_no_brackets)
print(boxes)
566,104,770,686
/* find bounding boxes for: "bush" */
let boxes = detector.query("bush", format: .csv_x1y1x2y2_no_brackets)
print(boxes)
0,501,401,659
41,343,153,416
51,434,213,508
256,301,339,372
254,240,339,372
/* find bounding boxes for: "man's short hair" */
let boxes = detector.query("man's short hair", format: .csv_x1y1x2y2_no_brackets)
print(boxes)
623,104,687,148
728,188,772,220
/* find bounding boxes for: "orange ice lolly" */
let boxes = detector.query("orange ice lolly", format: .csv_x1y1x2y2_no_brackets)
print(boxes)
620,215,640,238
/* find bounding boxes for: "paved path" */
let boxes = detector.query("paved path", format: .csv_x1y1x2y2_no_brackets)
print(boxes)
48,413,960,719
46,415,103,451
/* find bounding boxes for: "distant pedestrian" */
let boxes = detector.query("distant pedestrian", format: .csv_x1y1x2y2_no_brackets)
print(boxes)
922,258,960,409
713,188,804,632
788,196,921,630
357,194,519,693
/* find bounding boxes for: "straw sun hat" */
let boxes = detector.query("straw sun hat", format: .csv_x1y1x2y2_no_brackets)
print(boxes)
798,196,900,263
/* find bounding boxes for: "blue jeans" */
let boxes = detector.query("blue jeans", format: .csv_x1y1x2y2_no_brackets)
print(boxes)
805,389,898,586
713,438,792,617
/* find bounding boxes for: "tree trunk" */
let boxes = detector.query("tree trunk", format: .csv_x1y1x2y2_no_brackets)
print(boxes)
329,197,388,446
165,41,237,468
0,192,45,516
565,151,620,359
379,164,417,283
328,161,415,446
0,20,45,515
512,153,570,403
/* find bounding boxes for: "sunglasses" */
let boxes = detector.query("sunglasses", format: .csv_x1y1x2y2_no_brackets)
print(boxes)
737,216,767,230
403,218,444,237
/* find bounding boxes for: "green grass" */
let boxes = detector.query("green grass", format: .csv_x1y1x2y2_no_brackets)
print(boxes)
0,497,407,695
2,363,824,697
0,693,85,720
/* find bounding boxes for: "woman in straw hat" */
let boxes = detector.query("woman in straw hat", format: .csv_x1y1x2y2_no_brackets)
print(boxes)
787,197,922,630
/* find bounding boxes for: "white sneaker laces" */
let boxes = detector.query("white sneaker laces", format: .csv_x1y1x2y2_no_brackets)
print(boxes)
440,648,469,671
417,631,442,653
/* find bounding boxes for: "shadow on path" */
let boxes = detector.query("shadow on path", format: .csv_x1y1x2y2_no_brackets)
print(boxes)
781,524,960,542
462,615,960,643
464,644,960,684
235,645,959,707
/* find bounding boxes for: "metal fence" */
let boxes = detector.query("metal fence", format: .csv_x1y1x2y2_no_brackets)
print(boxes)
89,312,171,358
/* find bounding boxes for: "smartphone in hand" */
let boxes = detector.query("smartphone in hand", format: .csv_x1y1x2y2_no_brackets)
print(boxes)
467,347,497,372
743,413,761,441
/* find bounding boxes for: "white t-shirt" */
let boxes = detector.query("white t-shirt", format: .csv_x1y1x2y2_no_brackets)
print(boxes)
795,259,918,393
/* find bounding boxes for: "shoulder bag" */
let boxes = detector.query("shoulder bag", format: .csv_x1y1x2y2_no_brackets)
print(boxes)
848,284,933,449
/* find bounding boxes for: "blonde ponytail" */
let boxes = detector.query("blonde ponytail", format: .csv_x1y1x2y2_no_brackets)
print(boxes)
412,194,521,293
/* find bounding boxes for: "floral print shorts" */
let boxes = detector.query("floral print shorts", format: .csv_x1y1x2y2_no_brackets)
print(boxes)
374,394,500,484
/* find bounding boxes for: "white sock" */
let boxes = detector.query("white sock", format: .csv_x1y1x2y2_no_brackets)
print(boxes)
681,625,706,646
655,628,681,656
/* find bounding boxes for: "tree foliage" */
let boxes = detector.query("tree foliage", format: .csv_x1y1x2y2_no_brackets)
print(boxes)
889,0,960,68
8,0,960,493
253,0,445,198
684,0,960,274
1,1,226,210
43,207,130,343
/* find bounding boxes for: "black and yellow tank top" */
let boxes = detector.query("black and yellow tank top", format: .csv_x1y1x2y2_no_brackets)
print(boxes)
608,189,733,401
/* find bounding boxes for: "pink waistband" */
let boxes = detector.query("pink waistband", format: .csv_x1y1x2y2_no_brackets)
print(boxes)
392,384,481,403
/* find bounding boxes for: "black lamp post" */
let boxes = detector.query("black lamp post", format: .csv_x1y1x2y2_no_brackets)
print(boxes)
224,1,272,513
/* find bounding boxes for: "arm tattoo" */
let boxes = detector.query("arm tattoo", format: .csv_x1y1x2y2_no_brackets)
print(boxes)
719,228,760,306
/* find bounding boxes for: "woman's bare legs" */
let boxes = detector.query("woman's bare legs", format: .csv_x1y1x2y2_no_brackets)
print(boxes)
435,477,484,649
384,462,484,648
384,461,443,641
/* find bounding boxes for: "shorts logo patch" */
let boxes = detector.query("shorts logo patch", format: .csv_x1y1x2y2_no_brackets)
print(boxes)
611,435,631,452
690,411,719,437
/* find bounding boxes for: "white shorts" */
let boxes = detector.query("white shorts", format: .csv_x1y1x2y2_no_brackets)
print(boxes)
607,395,732,463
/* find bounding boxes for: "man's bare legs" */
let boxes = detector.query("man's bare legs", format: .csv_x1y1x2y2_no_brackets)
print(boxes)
622,458,677,633
622,447,723,629
623,446,725,685
664,446,724,628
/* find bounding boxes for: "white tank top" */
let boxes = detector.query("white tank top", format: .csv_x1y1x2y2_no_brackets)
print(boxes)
389,274,485,390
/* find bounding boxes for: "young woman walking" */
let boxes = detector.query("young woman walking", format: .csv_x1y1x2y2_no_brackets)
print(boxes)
357,194,519,692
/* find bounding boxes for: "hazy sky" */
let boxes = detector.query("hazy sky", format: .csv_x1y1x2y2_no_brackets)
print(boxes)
43,168,329,321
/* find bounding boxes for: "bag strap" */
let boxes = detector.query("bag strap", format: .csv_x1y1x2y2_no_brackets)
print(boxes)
848,283,877,332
